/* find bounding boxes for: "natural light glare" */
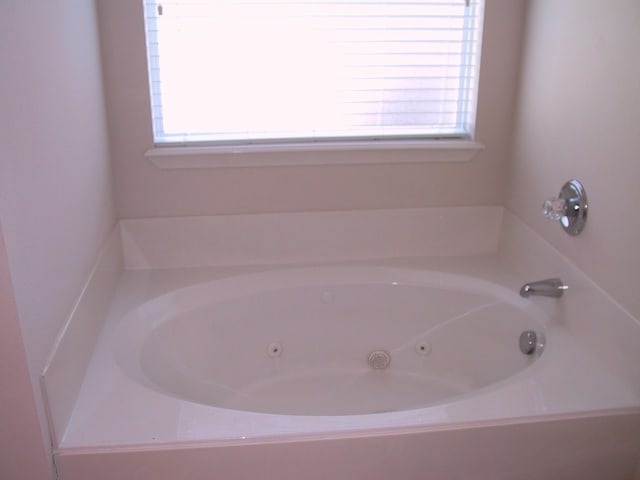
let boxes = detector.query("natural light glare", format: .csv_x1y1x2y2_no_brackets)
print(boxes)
144,0,483,144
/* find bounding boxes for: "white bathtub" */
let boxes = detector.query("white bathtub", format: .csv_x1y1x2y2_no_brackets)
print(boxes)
58,259,638,445
113,267,545,417
45,210,640,480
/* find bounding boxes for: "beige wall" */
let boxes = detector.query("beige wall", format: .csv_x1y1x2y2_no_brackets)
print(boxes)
0,223,52,480
0,1,116,477
97,0,526,218
506,1,640,319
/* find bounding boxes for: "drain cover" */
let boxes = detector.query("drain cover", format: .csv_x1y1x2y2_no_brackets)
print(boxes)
368,350,391,370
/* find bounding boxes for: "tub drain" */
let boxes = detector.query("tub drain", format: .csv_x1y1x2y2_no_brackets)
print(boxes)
368,350,391,370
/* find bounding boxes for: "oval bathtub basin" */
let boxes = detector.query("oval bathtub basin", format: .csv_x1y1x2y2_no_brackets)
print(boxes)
113,267,546,416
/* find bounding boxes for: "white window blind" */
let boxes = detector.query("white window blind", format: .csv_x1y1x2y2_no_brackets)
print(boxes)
143,0,484,146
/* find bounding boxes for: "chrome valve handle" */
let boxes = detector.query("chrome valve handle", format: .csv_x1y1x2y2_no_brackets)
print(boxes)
542,179,588,236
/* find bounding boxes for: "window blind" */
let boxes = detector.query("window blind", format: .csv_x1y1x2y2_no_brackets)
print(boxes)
143,0,484,146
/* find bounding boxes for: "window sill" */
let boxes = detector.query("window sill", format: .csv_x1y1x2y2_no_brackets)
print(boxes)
145,140,485,169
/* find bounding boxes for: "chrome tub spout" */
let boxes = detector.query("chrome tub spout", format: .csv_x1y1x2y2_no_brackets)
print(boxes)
519,278,566,298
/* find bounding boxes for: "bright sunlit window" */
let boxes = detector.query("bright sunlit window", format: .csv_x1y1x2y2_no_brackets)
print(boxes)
143,0,484,147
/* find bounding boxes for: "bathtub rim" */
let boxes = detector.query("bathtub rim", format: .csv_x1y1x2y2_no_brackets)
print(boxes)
56,406,640,454
110,265,550,415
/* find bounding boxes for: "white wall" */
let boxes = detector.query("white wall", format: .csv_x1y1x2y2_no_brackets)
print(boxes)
97,0,526,218
0,1,116,478
506,0,640,320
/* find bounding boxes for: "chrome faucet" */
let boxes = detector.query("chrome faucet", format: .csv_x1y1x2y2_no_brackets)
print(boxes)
519,278,566,298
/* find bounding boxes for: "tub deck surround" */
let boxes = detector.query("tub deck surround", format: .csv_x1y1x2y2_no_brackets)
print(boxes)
42,207,640,479
57,412,640,480
40,225,124,445
118,206,503,269
57,256,639,449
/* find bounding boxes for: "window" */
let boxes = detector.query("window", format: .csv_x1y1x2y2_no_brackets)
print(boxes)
143,0,484,148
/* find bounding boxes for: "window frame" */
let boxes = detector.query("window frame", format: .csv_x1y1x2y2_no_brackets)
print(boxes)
142,0,486,164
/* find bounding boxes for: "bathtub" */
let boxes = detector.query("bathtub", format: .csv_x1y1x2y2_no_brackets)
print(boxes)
113,267,546,417
53,261,640,479
45,210,640,480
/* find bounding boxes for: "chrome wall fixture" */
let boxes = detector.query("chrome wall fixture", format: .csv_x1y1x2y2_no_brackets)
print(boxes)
542,179,588,236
